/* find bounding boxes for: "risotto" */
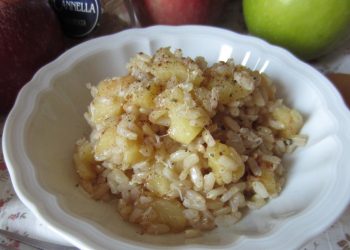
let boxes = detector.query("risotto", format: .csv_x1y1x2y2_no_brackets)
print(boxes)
73,47,307,236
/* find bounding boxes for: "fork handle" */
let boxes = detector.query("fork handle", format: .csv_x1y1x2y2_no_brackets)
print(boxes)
0,229,79,250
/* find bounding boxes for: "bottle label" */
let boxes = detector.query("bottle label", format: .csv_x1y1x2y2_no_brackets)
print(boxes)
50,0,101,37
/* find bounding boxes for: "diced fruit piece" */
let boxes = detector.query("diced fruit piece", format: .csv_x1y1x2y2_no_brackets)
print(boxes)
90,96,123,125
158,86,206,144
74,139,97,181
260,167,279,195
271,104,303,137
95,126,144,165
168,110,203,144
131,82,161,109
207,75,252,104
206,141,245,185
151,58,188,82
96,75,135,98
248,167,279,196
122,138,145,165
151,198,187,232
146,172,171,197
151,48,187,82
151,47,203,85
89,75,136,125
94,126,118,161
156,86,184,109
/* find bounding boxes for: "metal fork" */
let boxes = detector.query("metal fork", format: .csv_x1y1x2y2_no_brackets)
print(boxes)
0,229,79,250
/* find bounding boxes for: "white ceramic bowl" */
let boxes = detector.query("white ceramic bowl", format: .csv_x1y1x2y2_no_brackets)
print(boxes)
3,26,350,250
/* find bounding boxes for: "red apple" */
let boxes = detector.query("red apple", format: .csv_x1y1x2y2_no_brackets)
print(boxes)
132,0,227,26
0,0,64,114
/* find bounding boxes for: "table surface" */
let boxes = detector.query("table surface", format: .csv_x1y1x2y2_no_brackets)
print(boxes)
1,1,350,249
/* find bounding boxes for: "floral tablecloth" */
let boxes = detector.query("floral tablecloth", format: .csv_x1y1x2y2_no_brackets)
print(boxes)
0,119,69,250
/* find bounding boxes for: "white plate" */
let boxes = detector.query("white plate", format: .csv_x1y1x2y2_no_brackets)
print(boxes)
3,25,350,250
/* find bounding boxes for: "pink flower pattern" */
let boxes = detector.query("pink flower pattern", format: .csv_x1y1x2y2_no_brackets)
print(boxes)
0,162,6,171
8,212,27,221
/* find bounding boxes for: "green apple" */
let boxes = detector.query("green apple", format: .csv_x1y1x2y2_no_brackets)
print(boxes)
243,0,350,60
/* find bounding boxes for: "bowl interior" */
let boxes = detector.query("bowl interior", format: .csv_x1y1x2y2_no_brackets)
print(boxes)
18,28,343,249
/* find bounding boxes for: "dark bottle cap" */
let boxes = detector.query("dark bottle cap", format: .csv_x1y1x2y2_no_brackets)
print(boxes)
50,0,101,38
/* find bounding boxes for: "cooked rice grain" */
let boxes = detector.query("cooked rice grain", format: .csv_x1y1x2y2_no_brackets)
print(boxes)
73,47,307,236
